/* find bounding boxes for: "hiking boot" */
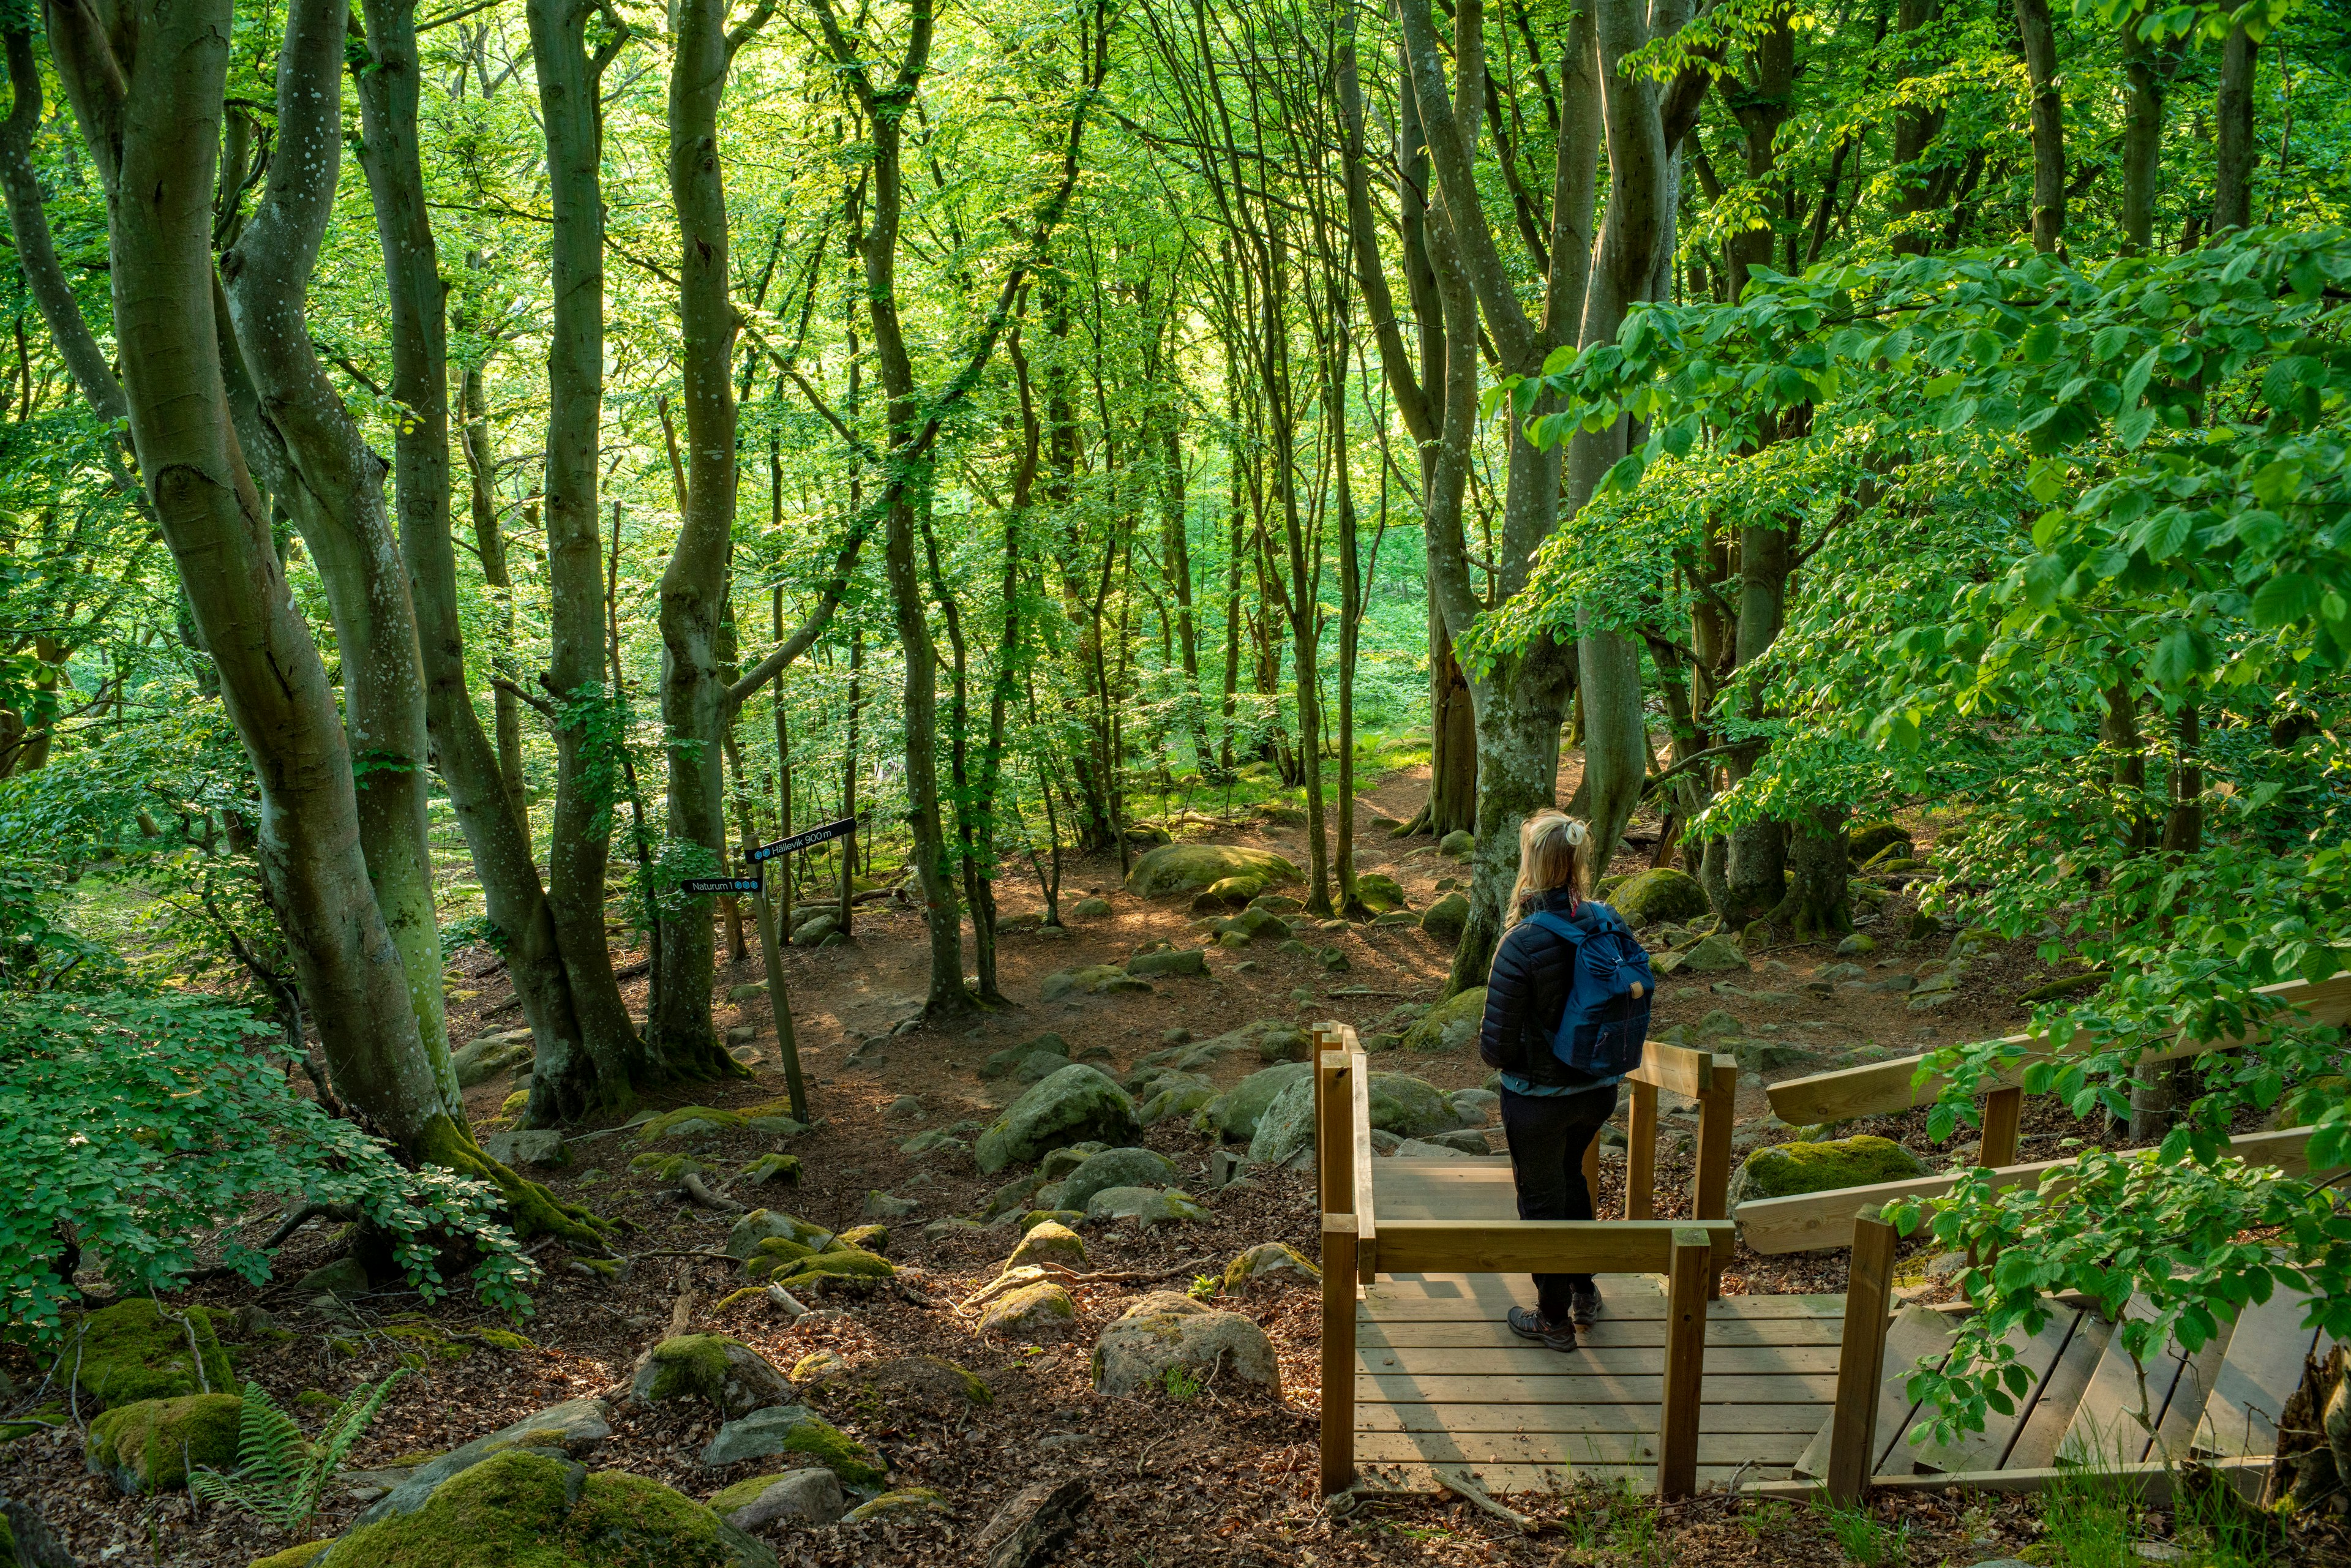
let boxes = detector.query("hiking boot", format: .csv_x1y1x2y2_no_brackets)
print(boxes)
1506,1306,1578,1353
1569,1283,1603,1327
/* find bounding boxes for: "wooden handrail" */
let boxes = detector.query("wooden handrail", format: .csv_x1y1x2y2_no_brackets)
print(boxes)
1370,1217,1734,1275
1734,1123,2335,1256
1768,971,2351,1128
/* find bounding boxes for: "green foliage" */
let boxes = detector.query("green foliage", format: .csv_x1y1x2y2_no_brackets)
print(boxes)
1809,1494,1911,1567
189,1371,408,1534
1159,1364,1203,1401
0,991,537,1344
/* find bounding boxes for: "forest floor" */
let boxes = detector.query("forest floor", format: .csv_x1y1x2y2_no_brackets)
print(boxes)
2,760,2312,1567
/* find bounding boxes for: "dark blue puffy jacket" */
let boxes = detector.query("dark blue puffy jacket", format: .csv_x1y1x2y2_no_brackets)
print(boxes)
1477,887,1622,1092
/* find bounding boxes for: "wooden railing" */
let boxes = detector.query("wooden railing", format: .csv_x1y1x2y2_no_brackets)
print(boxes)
1313,1023,1734,1500
1746,970,2351,1256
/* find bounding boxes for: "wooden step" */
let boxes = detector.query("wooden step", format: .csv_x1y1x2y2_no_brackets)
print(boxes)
2196,1285,2325,1458
1792,1304,1957,1479
1907,1308,2084,1474
2058,1294,2237,1466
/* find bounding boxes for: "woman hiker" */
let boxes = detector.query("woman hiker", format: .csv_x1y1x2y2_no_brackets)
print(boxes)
1476,809,1644,1353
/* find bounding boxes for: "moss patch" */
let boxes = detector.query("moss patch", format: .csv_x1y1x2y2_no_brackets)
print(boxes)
53,1298,232,1408
86,1392,242,1493
738,1153,800,1185
247,1542,336,1568
414,1114,609,1248
768,1247,894,1295
739,1237,816,1281
835,1223,888,1255
1730,1135,1927,1205
767,1417,885,1491
708,1472,797,1514
631,1152,709,1182
323,1449,767,1568
635,1106,746,1143
841,1487,947,1523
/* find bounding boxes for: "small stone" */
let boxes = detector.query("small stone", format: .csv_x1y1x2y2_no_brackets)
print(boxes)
1092,1296,1280,1397
842,1488,950,1524
1221,1242,1321,1292
1083,1185,1209,1227
713,1467,847,1529
1007,1221,1087,1271
726,981,768,1003
481,1128,569,1170
1438,830,1476,860
885,1095,922,1120
629,1334,796,1419
1835,933,1877,956
977,1280,1079,1339
862,1190,917,1220
1069,897,1113,919
790,1349,850,1381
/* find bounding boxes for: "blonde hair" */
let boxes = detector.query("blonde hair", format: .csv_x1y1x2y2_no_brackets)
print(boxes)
1509,810,1589,925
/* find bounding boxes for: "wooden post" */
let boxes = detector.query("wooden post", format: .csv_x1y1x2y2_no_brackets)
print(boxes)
1655,1226,1711,1500
1626,1078,1658,1220
1321,1212,1359,1496
1980,1085,2024,1170
748,876,808,1121
1695,1056,1737,1297
1824,1206,1900,1503
1316,1043,1354,1218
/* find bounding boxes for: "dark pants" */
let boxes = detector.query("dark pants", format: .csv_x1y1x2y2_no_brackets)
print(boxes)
1499,1083,1618,1323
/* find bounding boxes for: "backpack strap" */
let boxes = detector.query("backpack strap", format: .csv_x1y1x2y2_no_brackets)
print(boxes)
1522,909,1588,946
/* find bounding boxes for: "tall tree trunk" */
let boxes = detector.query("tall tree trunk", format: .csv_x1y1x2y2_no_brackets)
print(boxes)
650,0,767,1081
1889,0,1945,257
354,0,622,1127
2120,20,2165,252
2212,26,2255,233
219,0,452,1103
2012,0,2064,252
528,0,651,1113
455,312,530,842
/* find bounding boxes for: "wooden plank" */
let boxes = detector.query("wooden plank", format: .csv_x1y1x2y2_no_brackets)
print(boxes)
1321,1212,1357,1496
1908,1309,2081,1474
1744,1455,2274,1504
1657,1228,1712,1499
1628,1039,1716,1100
1359,1371,1840,1404
2005,1311,2111,1471
1373,1218,1731,1276
1360,1402,1832,1436
1371,1161,1521,1224
2061,1299,2186,1466
1697,1056,1736,1300
1795,1305,1959,1479
2151,1310,2236,1462
1824,1211,1898,1502
1767,970,2351,1126
1314,1047,1351,1216
1360,1316,1850,1350
1734,1125,2334,1256
1626,1078,1658,1221
1355,1344,1840,1376
1356,1431,1815,1468
2198,1288,2323,1458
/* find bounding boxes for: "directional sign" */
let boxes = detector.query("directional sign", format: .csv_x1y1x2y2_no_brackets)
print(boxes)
682,876,762,895
747,816,857,863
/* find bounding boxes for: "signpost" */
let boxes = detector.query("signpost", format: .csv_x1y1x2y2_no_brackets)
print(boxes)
681,876,762,895
746,816,857,863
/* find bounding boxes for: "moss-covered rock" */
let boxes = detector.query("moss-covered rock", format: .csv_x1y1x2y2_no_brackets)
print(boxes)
740,1237,818,1281
1437,830,1476,860
629,1335,796,1419
630,1152,710,1182
1084,1186,1208,1227
1200,1061,1313,1144
1611,868,1710,926
1201,875,1264,907
699,1406,884,1489
1420,892,1470,945
1090,1296,1281,1398
1401,986,1485,1052
1136,1077,1217,1128
1006,1221,1086,1272
836,1223,890,1254
1057,1147,1181,1211
1038,964,1153,1001
1848,822,1914,865
319,1449,775,1568
1125,947,1209,979
249,1542,336,1568
725,1209,833,1259
1123,843,1301,898
975,1064,1141,1174
977,1280,1078,1340
85,1392,242,1493
707,1469,846,1529
635,1106,747,1144
767,1247,895,1296
1729,1135,1927,1211
738,1153,801,1186
52,1299,231,1409
1221,1242,1321,1293
841,1489,948,1525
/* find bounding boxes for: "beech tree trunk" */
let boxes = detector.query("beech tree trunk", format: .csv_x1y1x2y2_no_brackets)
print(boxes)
2012,0,2064,252
2212,27,2255,234
528,0,654,1112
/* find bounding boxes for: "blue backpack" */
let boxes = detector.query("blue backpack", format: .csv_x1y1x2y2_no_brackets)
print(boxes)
1524,903,1658,1078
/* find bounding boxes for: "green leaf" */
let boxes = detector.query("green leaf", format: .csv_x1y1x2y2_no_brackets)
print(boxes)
2116,405,2158,449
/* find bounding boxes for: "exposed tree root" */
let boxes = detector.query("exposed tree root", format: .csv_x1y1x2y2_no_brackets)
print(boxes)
414,1113,611,1250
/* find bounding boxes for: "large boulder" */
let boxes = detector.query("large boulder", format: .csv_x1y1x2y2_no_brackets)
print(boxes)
352,1397,612,1525
1123,844,1300,899
1083,1187,1208,1228
1401,986,1485,1052
85,1393,241,1494
1248,1071,1461,1166
1353,873,1408,913
451,1029,534,1088
1091,1294,1280,1398
321,1449,775,1568
709,1469,846,1531
976,1065,1141,1174
51,1299,231,1409
1058,1147,1181,1212
1611,868,1710,926
1729,1135,1927,1211
1201,1062,1313,1144
1125,947,1209,980
1419,893,1470,945
1040,964,1152,1001
977,1281,1080,1340
700,1406,883,1488
629,1335,796,1420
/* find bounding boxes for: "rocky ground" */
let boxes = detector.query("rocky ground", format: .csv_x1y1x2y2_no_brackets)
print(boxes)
2,763,2320,1568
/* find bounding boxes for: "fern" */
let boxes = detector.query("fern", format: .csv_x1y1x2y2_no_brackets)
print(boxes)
190,1370,407,1534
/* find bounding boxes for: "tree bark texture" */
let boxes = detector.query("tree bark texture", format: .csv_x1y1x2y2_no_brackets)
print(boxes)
2212,26,2255,234
2012,0,2064,252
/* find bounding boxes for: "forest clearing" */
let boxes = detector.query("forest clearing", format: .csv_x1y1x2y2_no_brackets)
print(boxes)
1,0,2347,1564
